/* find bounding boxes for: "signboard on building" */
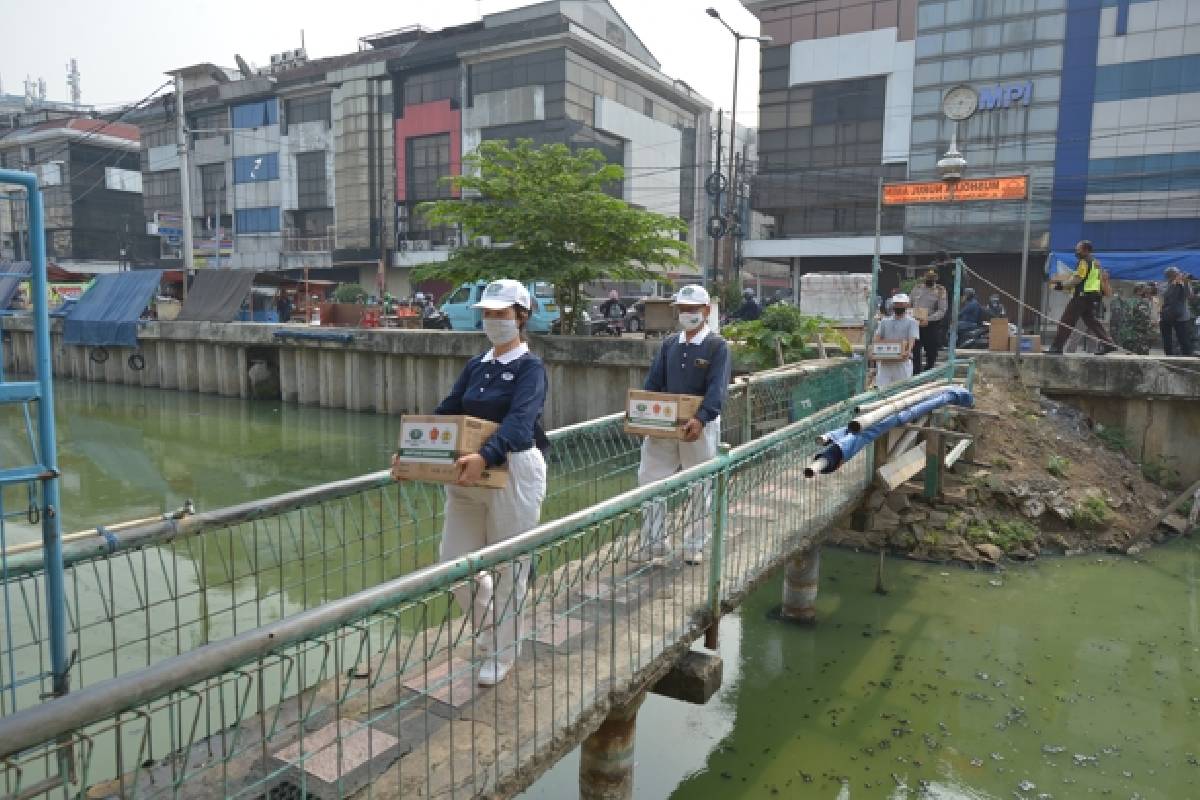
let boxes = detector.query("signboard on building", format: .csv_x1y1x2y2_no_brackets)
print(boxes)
978,82,1032,110
882,175,1028,205
104,167,143,193
154,211,184,260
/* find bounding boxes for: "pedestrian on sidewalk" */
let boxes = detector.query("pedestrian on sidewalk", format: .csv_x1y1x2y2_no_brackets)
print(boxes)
391,279,549,687
910,268,947,373
1160,267,1195,356
1047,241,1117,355
875,293,919,389
634,284,730,566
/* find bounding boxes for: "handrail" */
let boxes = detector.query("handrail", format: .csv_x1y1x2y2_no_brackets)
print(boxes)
0,369,919,760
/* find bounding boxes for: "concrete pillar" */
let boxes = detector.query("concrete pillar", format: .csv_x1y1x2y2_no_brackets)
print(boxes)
215,345,240,397
320,349,346,409
196,343,218,394
298,350,320,405
780,546,820,625
279,349,298,403
236,347,250,398
579,693,645,800
159,342,179,389
175,343,197,392
141,344,160,388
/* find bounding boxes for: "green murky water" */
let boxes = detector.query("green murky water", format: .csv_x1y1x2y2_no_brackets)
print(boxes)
4,381,1197,798
527,545,1200,799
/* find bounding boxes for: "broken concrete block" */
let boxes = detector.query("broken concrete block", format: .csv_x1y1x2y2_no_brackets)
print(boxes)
1021,498,1046,519
974,543,1004,563
652,650,724,705
871,507,901,532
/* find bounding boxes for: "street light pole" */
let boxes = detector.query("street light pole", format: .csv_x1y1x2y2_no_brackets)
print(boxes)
174,73,195,300
706,7,771,288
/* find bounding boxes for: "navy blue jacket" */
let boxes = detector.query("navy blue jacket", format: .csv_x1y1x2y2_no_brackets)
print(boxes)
644,327,731,425
435,345,549,467
958,298,986,326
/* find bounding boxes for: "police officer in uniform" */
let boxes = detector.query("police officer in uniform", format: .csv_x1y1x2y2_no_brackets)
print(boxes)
392,279,549,686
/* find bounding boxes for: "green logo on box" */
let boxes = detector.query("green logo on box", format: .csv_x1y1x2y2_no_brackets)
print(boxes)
409,429,422,440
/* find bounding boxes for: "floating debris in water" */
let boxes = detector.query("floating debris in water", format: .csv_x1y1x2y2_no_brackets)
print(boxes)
1041,744,1066,754
991,752,1005,761
989,579,1003,587
1072,754,1098,767
970,758,984,767
977,672,990,680
1017,779,1036,791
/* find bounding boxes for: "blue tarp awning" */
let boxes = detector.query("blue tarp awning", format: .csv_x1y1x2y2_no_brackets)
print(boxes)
0,261,31,309
1046,251,1200,282
64,270,163,348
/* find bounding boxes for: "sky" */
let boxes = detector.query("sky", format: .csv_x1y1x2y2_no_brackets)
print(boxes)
1,0,763,126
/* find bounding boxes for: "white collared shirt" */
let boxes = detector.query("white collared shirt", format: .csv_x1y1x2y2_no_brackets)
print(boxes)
481,342,530,364
679,324,711,346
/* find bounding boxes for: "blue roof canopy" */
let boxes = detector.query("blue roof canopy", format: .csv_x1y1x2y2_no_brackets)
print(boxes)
64,270,163,348
1046,251,1200,282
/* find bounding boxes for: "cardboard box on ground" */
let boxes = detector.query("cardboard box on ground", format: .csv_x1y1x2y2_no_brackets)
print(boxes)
624,390,703,440
989,318,1010,351
394,415,508,488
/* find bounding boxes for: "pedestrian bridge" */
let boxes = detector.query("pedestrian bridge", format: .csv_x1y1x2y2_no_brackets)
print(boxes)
0,358,972,800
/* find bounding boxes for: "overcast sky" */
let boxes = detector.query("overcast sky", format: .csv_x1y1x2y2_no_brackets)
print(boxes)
2,0,763,125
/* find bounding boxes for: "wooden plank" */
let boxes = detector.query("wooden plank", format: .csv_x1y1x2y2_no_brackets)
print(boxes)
1140,478,1200,537
898,424,973,439
877,445,926,491
924,431,944,499
944,438,972,469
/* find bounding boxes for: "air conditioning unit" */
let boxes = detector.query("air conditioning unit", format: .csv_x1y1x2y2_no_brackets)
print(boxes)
409,239,431,251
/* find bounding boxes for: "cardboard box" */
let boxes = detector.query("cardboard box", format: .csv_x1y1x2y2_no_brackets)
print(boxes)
1008,334,1042,354
623,390,703,439
913,307,929,323
989,318,1010,351
394,415,508,488
869,340,907,362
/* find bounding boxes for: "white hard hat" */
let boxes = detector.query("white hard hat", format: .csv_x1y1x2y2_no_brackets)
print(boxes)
672,284,711,306
473,279,531,311
892,293,911,305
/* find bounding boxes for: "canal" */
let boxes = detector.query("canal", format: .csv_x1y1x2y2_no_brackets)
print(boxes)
3,381,1197,799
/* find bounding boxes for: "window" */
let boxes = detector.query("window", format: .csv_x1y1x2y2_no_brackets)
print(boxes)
284,94,331,132
407,134,452,201
296,151,328,209
235,207,280,234
403,66,460,107
231,99,278,129
445,286,471,305
190,108,227,140
143,169,181,202
199,164,226,218
234,153,279,183
142,125,175,149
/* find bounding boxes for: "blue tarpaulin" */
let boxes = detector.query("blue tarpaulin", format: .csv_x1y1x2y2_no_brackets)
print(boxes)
814,387,975,474
0,261,31,310
1046,251,1200,282
64,270,163,347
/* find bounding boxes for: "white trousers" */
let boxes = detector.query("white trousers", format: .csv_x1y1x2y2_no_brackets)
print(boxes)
439,449,547,663
637,419,720,555
875,359,913,389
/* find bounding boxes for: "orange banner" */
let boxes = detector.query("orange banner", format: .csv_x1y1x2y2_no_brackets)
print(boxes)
882,175,1028,205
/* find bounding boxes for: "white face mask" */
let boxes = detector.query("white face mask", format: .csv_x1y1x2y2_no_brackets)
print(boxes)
678,312,705,331
483,318,519,346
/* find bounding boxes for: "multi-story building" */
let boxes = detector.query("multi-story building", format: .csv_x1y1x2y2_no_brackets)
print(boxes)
135,0,712,296
741,0,1200,311
0,112,147,270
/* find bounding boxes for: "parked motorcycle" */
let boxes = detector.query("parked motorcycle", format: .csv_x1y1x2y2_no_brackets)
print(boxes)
955,322,990,349
419,299,451,329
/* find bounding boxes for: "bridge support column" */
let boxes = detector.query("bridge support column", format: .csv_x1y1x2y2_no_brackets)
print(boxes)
780,546,820,624
579,693,645,800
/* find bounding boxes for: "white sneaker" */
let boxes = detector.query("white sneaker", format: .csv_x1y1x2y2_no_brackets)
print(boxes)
683,550,704,565
477,657,514,686
629,539,669,563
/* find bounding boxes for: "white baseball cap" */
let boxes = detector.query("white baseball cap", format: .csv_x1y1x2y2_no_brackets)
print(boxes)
672,284,711,306
473,279,531,311
892,293,911,305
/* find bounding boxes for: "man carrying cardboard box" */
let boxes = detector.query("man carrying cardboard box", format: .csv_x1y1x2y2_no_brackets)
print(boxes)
635,284,731,565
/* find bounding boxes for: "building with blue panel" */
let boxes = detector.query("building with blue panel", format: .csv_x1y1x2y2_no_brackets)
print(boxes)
1050,0,1200,277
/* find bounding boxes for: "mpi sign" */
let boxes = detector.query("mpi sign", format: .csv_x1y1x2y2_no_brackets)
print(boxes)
979,81,1032,110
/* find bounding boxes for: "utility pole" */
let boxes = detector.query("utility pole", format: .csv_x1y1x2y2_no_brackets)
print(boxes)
174,73,195,299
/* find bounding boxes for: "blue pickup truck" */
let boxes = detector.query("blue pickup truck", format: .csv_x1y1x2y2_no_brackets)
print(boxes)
439,281,561,333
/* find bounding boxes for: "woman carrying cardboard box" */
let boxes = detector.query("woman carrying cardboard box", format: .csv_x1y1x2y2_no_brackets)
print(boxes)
635,284,731,565
391,278,549,686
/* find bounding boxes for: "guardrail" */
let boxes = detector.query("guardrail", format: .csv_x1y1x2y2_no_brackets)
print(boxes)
0,360,965,799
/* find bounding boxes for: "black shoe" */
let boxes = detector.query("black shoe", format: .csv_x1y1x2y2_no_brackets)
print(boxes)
1098,344,1117,355
1045,348,1064,355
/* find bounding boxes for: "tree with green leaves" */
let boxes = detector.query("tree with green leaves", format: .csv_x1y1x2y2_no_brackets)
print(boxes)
413,139,692,334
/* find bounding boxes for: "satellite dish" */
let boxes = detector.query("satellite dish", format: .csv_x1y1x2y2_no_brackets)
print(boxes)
234,54,253,78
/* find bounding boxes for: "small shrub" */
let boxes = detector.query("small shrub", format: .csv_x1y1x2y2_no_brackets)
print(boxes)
1140,456,1181,489
993,519,1038,550
1095,424,1129,453
1072,493,1112,530
333,283,369,303
965,523,993,544
991,457,1011,470
1046,455,1070,478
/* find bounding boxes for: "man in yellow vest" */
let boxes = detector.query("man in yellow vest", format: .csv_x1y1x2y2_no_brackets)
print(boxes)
1048,240,1117,355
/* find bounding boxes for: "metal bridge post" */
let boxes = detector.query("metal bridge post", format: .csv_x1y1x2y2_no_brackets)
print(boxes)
579,692,646,800
780,546,821,624
704,444,732,650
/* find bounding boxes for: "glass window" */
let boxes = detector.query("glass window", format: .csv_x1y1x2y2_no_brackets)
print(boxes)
945,0,972,23
1000,50,1030,73
1032,44,1062,71
446,286,471,304
943,58,970,81
1028,106,1058,132
916,33,942,58
912,118,940,143
1002,20,1034,44
190,108,228,140
973,24,1002,48
944,29,971,52
233,153,279,183
199,164,225,218
1033,76,1060,101
142,125,175,149
971,53,1001,79
235,207,280,234
231,99,278,129
913,89,942,114
296,152,327,209
1035,13,1065,40
918,2,946,28
405,66,460,107
143,170,181,205
407,133,452,202
914,63,941,86
284,94,331,132
788,101,813,126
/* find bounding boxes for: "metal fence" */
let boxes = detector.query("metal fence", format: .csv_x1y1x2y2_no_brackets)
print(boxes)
0,362,839,725
0,360,968,800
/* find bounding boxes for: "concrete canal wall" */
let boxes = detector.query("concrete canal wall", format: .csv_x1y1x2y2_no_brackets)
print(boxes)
0,319,662,428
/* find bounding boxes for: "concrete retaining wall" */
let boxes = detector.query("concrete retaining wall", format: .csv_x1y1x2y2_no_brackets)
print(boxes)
0,319,661,428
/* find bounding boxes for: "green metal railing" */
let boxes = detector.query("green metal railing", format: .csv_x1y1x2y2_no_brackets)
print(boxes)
0,361,969,800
